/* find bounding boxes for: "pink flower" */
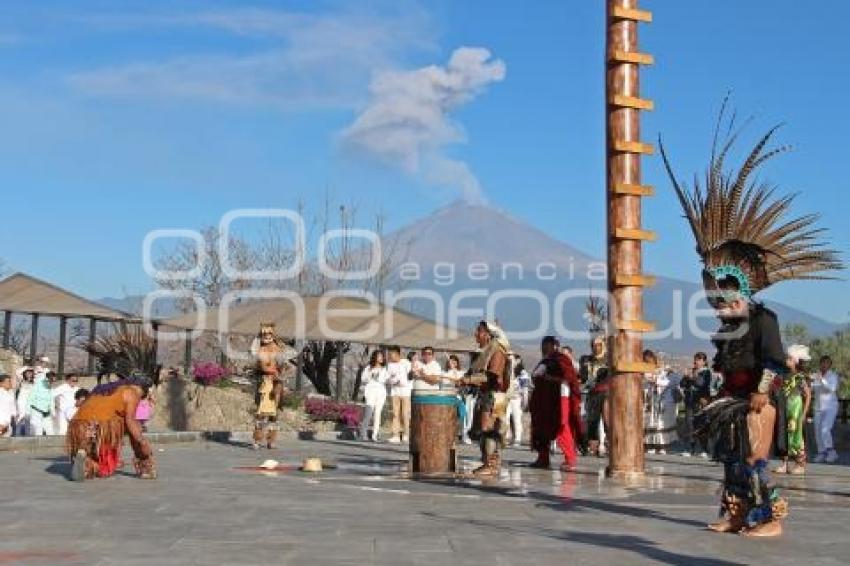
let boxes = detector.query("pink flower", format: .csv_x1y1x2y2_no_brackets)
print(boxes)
304,398,361,427
192,362,228,386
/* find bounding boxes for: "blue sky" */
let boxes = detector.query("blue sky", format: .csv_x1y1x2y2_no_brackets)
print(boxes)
0,0,847,323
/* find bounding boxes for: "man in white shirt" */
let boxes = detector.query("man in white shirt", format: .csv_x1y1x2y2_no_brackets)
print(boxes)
412,347,443,391
0,374,17,437
52,373,80,436
386,346,412,444
812,355,841,464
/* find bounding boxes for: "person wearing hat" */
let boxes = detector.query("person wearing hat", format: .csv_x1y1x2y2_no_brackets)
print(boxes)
250,323,291,451
66,375,156,481
775,345,812,475
28,368,55,436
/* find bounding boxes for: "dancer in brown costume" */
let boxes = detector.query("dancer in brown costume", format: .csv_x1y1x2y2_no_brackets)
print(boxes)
251,323,288,450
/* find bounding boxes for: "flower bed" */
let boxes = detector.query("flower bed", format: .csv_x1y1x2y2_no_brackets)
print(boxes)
192,362,228,387
304,397,361,428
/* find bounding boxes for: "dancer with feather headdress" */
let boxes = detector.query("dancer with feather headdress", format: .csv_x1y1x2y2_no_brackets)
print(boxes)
579,296,610,458
660,100,843,537
461,321,511,477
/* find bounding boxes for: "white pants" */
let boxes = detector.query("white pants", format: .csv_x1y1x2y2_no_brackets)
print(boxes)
462,394,476,439
360,394,386,440
814,406,838,453
506,397,523,444
29,410,55,436
598,417,607,451
56,415,69,436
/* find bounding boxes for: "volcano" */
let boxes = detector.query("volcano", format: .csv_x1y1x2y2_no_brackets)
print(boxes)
386,201,840,353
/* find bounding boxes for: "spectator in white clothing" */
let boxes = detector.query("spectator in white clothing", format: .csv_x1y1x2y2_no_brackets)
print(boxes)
0,374,17,437
28,370,56,436
812,355,840,464
386,346,412,444
359,350,388,442
14,368,35,436
412,347,444,391
505,354,525,447
52,373,80,435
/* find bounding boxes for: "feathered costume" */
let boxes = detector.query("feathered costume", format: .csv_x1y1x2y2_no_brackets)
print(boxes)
67,376,156,480
579,296,610,457
250,323,295,450
467,321,511,476
660,100,843,536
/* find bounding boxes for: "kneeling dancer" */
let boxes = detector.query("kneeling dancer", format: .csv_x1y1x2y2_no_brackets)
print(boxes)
661,116,843,536
67,375,156,481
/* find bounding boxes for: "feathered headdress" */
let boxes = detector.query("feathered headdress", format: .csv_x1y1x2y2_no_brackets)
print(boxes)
480,320,511,352
585,293,608,336
659,97,843,300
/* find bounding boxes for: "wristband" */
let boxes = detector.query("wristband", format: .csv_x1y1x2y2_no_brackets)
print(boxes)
757,368,776,394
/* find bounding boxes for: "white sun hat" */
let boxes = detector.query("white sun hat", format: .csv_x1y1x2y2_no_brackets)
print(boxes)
787,344,811,363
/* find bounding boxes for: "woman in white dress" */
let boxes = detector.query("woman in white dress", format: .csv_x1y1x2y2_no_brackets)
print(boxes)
359,350,388,442
642,350,680,454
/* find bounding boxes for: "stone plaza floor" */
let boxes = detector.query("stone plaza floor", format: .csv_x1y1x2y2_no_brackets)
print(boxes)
1,439,849,565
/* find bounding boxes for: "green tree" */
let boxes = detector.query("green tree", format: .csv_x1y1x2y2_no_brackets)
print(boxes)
782,323,810,346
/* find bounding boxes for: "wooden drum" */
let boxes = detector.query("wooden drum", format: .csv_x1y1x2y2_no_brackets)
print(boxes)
409,388,459,474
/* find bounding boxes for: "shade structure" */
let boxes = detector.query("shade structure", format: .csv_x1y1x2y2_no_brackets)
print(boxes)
160,294,474,352
0,273,137,321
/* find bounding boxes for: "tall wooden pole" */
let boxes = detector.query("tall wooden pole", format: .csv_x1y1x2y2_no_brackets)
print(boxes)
605,0,656,478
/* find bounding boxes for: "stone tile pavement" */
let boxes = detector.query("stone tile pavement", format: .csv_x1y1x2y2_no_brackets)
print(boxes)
1,439,849,565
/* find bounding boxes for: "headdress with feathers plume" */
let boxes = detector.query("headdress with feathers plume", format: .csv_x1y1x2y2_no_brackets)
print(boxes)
585,293,607,337
659,96,843,303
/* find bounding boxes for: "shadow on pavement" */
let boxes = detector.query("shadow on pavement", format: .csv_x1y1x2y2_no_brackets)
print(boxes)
421,512,744,566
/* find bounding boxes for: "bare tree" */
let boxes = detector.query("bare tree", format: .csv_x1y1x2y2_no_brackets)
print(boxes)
3,319,31,356
152,197,414,397
154,226,256,311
